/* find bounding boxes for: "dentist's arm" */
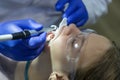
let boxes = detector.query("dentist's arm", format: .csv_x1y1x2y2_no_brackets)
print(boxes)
82,0,112,24
55,0,112,27
0,19,46,61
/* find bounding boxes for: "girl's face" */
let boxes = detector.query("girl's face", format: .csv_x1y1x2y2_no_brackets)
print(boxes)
48,24,111,76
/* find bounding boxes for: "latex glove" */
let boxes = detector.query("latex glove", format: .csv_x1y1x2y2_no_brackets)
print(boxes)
55,0,88,27
0,19,47,61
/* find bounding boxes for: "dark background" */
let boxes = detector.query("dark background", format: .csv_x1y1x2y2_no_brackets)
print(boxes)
85,0,120,48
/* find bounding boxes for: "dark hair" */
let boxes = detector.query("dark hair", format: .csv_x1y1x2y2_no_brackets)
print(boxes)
74,41,120,80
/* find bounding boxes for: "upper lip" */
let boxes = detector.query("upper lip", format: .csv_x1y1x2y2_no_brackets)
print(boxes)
51,26,66,41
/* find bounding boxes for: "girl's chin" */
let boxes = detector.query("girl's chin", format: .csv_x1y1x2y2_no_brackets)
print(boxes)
44,43,50,54
44,27,62,53
43,32,55,54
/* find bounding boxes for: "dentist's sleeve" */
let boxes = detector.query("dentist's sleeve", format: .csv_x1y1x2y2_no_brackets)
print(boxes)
82,0,112,24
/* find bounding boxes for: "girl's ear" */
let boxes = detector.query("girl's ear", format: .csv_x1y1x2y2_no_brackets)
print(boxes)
48,72,69,80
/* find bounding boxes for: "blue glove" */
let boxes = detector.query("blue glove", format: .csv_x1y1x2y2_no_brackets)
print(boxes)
0,19,47,61
55,0,88,27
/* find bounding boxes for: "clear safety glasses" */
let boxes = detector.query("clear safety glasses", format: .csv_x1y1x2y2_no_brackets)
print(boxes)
65,29,96,80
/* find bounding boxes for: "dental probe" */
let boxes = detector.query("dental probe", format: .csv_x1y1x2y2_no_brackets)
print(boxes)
0,25,57,41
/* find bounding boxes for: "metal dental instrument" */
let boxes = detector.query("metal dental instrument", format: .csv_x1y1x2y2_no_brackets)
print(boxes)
0,25,57,41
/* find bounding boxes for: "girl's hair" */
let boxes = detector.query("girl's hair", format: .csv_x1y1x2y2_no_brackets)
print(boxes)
74,41,120,80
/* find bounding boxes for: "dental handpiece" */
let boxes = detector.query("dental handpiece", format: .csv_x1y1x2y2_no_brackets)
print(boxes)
0,25,57,41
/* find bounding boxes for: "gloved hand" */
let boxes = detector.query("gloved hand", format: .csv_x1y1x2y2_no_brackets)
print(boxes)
0,19,47,61
55,0,88,27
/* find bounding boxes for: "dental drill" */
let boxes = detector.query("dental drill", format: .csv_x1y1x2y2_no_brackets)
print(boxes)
0,17,67,42
0,25,57,41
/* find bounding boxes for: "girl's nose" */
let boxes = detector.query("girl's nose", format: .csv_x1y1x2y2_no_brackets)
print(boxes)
67,24,81,35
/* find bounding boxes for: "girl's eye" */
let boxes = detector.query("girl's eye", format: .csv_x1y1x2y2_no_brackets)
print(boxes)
72,38,77,48
66,34,86,61
72,34,85,49
72,38,80,48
